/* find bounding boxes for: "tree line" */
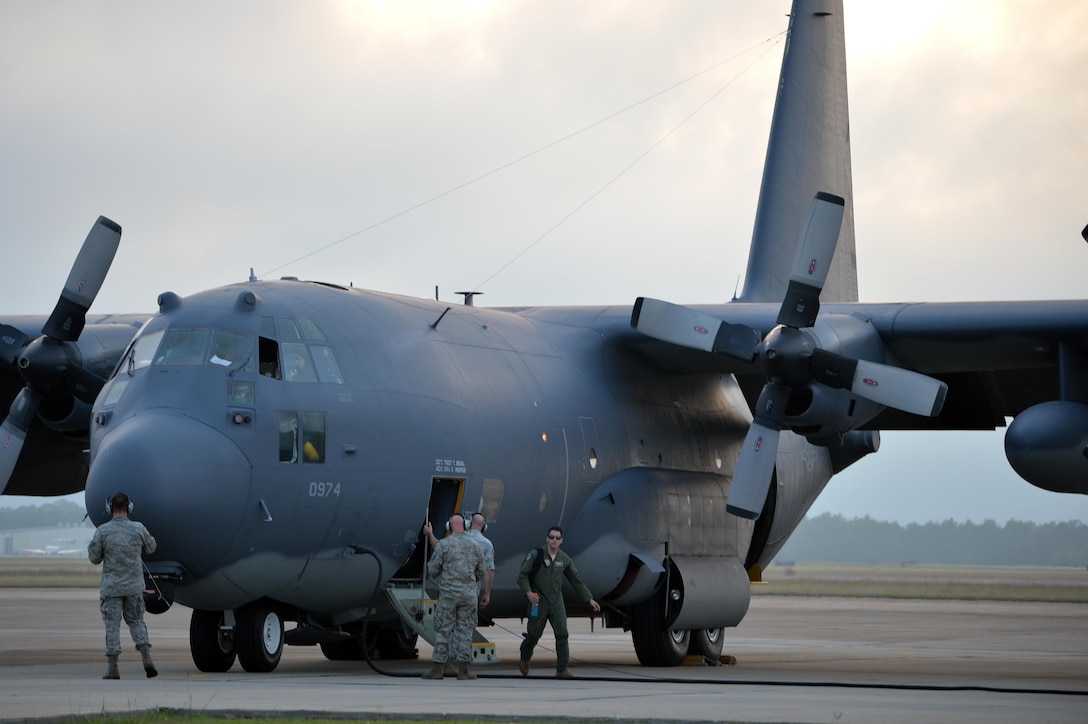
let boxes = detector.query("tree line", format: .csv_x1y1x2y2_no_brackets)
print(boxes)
4,500,1086,567
0,500,93,531
774,513,1088,567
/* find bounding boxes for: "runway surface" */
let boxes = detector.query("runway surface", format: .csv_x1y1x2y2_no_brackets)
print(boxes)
1,588,1086,723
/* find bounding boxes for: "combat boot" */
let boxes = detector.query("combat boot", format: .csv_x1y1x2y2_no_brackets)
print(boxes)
137,644,158,678
456,663,476,680
421,661,445,679
102,654,120,680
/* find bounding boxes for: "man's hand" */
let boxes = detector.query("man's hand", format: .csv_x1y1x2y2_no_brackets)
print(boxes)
526,591,539,604
589,598,601,613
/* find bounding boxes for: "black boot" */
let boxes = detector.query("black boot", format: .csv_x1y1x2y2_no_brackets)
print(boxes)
137,644,158,678
421,661,445,679
103,654,120,680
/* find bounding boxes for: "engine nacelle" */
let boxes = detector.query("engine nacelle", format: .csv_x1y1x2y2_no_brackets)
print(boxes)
1005,401,1088,495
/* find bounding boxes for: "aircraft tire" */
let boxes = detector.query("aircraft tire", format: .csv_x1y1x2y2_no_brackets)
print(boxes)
377,627,419,660
629,595,689,666
688,627,724,661
236,602,284,673
318,622,378,661
189,609,237,673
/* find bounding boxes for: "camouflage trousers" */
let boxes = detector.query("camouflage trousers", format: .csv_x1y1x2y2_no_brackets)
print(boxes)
431,589,478,664
99,594,150,656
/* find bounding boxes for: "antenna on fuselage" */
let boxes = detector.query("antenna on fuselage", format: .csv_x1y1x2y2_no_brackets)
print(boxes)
429,307,452,330
456,291,482,307
249,267,257,282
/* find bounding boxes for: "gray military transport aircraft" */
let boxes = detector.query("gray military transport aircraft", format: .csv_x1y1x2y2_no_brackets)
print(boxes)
2,0,1086,673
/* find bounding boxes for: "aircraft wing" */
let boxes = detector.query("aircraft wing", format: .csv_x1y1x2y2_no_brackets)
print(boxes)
624,298,1088,431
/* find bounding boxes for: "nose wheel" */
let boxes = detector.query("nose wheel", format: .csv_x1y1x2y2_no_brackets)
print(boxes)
237,602,284,673
189,609,237,673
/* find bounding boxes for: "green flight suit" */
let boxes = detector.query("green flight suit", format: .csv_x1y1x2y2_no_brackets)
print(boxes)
516,547,593,673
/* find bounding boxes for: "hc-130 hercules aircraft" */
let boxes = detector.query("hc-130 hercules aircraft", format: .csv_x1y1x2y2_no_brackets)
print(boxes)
2,0,1086,673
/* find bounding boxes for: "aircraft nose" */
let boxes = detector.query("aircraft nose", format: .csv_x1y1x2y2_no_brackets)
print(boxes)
85,412,251,577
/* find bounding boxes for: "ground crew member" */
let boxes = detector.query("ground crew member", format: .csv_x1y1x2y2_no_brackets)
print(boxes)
517,525,601,678
421,514,487,680
466,512,494,608
87,492,158,679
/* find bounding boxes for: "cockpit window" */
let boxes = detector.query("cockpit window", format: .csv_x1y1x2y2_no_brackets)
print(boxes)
282,343,316,383
208,330,255,372
155,329,208,366
310,345,344,384
298,318,326,341
129,329,165,372
275,317,301,341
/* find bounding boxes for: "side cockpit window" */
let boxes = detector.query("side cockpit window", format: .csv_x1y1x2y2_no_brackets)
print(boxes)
261,316,343,384
129,329,165,372
278,411,325,464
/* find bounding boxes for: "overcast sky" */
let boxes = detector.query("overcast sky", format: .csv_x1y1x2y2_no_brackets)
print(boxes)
2,1,1086,523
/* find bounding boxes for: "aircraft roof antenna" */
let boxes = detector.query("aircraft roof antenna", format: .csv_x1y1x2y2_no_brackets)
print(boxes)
456,291,481,307
248,268,257,282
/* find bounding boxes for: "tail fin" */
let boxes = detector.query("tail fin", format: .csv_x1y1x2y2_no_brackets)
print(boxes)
739,0,857,304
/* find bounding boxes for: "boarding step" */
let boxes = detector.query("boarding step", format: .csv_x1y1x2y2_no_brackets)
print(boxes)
385,582,499,664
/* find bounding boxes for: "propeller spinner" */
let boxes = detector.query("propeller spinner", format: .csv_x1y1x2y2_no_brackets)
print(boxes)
0,217,120,495
631,192,948,520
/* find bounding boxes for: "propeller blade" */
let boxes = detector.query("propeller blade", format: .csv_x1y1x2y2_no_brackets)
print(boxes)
65,365,107,405
727,383,790,520
777,192,845,329
0,324,30,368
631,297,760,362
0,387,43,495
42,216,121,342
811,349,948,418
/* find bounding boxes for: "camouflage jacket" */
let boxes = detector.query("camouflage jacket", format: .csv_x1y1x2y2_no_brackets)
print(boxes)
88,517,157,597
427,532,486,597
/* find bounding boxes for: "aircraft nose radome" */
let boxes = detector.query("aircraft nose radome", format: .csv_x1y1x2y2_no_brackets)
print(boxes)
85,412,251,578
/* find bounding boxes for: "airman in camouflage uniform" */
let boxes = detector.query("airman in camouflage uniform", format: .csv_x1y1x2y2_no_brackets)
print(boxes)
88,492,157,680
421,514,487,681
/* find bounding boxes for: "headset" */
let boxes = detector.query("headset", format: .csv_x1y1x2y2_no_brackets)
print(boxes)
444,513,470,533
469,512,488,533
105,492,134,516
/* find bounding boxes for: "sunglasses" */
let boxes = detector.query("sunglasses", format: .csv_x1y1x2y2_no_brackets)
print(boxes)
547,534,562,540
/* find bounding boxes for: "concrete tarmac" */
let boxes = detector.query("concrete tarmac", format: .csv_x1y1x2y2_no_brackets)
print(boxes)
1,588,1086,723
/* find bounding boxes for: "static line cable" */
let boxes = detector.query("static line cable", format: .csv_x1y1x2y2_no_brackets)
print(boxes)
256,31,785,280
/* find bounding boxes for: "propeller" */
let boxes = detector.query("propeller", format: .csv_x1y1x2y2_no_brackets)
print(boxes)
631,192,948,520
0,216,121,495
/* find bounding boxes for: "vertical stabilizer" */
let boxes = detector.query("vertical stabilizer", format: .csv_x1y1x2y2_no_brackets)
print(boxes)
739,0,857,304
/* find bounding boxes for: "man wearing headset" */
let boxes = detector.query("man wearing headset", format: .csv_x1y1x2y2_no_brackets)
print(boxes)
87,492,158,680
420,513,487,680
465,513,494,609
